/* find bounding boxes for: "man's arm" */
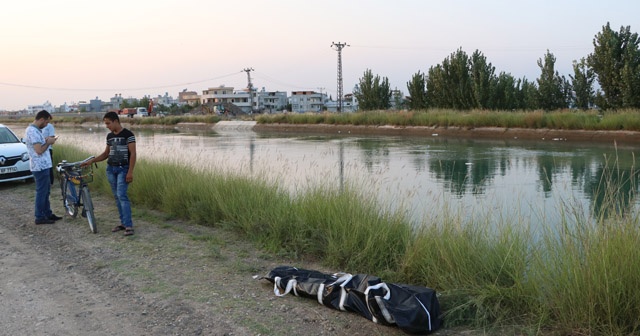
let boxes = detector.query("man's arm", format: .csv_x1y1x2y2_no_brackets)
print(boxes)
83,145,110,166
126,142,136,183
33,137,55,155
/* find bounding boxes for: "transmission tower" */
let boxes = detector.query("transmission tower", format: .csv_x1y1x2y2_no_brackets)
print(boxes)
243,67,254,114
331,42,349,112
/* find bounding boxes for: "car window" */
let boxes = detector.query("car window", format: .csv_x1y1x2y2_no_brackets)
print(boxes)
0,127,20,144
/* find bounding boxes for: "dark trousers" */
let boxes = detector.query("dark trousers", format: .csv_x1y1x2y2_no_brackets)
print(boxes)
33,169,53,220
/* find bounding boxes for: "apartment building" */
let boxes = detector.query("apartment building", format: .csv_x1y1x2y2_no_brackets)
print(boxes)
257,89,288,113
109,93,124,110
179,90,200,106
325,93,358,112
200,85,254,113
289,91,327,113
153,92,177,106
26,101,54,114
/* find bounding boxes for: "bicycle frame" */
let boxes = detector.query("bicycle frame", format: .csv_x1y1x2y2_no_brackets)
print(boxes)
57,156,98,233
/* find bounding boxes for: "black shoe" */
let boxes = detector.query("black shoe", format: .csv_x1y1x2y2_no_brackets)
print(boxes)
35,218,56,225
48,214,63,221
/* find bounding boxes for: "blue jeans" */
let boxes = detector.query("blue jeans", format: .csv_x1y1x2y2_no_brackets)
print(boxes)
106,165,133,228
33,169,53,220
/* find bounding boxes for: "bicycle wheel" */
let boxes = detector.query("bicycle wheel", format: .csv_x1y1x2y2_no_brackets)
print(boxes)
81,186,97,234
63,180,79,218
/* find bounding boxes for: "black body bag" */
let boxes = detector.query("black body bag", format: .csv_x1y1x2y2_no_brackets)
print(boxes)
259,266,442,335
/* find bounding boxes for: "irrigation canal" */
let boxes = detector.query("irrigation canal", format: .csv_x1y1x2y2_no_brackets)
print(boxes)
54,123,640,232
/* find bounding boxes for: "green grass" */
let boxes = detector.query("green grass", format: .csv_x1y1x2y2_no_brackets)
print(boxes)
255,108,640,131
3,108,640,132
53,144,640,335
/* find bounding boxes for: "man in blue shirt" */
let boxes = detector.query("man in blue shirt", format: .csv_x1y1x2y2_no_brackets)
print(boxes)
41,119,55,185
25,110,62,224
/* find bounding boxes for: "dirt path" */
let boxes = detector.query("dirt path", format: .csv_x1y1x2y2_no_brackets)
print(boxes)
0,181,431,336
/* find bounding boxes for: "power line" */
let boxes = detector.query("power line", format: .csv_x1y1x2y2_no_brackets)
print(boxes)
350,44,591,52
251,71,318,91
0,71,243,92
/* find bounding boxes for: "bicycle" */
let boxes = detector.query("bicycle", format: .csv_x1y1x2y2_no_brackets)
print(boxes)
56,156,98,233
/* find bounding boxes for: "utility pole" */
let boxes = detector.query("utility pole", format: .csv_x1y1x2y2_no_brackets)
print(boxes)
331,42,349,112
317,87,325,112
243,67,254,114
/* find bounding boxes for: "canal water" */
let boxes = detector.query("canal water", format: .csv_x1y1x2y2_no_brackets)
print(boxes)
55,124,640,231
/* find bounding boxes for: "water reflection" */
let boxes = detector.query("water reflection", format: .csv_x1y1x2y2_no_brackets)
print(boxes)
339,141,345,192
581,154,640,220
54,126,640,227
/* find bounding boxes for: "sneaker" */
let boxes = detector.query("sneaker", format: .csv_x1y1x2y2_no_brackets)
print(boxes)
48,214,63,221
35,218,55,225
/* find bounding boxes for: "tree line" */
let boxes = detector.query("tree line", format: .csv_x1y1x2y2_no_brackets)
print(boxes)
354,22,640,112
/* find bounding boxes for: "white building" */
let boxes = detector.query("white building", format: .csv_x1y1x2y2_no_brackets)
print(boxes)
257,88,288,113
27,101,54,114
110,94,124,110
326,93,358,112
57,102,77,113
153,92,177,106
201,85,255,114
289,91,327,113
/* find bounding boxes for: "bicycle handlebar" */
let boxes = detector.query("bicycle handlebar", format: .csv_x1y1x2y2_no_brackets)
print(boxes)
57,156,96,169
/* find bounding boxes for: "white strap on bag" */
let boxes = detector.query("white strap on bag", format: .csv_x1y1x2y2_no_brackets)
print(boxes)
273,276,298,297
335,274,354,311
414,295,434,331
316,273,352,308
364,282,395,324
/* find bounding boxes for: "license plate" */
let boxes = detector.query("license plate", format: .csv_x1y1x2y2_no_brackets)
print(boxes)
0,167,17,174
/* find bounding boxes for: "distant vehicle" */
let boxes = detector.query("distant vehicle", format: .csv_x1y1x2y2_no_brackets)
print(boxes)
0,124,32,183
119,108,137,118
134,107,149,117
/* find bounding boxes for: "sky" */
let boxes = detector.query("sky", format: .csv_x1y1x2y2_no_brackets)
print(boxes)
1,0,638,111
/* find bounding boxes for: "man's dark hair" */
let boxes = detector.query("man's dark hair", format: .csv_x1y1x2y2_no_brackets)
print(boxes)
35,110,52,121
103,111,120,122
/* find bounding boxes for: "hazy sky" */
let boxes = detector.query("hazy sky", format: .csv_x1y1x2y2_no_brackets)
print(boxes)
1,0,638,110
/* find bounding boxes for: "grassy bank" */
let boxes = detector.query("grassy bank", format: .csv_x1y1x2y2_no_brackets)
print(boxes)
54,145,640,335
3,108,640,131
256,108,640,131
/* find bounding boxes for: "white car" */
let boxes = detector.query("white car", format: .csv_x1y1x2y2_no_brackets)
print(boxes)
0,124,32,182
134,107,149,117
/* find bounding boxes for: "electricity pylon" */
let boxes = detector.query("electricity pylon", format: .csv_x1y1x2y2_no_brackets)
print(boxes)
331,42,349,112
243,67,254,114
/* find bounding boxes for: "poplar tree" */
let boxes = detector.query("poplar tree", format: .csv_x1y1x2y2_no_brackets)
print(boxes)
406,71,428,110
536,50,568,110
354,69,391,111
442,48,474,109
588,23,640,109
569,58,595,110
469,50,495,109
